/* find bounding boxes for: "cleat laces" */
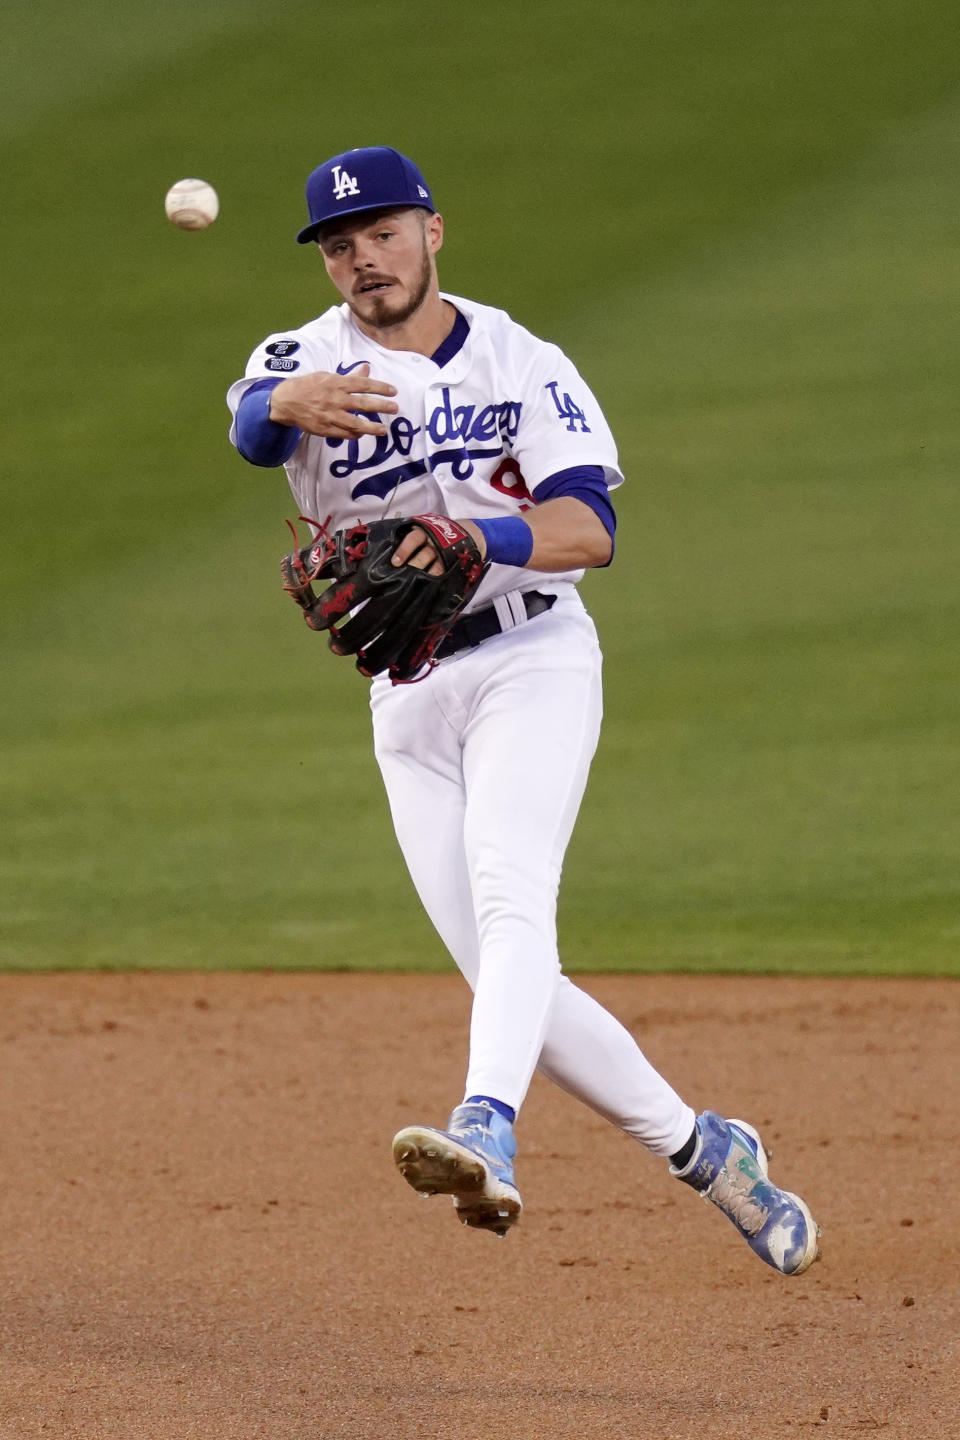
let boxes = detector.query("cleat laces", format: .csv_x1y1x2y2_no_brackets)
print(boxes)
706,1167,768,1236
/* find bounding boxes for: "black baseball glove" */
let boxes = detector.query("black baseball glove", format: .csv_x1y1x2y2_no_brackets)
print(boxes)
281,514,488,684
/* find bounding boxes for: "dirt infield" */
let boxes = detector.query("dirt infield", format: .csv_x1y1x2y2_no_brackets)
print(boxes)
0,973,954,1439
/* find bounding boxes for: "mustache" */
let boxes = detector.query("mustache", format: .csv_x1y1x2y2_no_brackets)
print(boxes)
353,274,397,294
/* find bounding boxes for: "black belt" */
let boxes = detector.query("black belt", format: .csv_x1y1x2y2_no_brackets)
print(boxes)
435,590,556,660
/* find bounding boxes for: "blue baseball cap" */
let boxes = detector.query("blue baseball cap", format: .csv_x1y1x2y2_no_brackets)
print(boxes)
296,146,435,244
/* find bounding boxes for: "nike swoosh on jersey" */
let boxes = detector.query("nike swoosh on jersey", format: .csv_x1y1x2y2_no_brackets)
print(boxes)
336,360,367,375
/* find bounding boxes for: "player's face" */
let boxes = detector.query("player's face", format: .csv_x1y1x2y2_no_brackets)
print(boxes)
317,209,443,331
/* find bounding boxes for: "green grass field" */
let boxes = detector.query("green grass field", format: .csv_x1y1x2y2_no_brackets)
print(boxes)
2,1,958,973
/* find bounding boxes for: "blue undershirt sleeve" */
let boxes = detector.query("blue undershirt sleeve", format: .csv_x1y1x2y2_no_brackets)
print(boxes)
235,378,303,467
531,465,617,562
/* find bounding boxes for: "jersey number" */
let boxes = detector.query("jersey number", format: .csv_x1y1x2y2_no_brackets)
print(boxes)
489,458,534,509
545,381,591,433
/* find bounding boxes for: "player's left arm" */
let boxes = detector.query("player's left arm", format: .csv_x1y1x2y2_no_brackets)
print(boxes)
477,344,619,570
390,491,612,574
466,495,611,571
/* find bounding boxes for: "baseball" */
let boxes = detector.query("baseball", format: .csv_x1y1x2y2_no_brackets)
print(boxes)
164,178,219,230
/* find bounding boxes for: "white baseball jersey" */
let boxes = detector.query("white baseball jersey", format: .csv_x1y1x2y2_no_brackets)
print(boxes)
226,292,623,611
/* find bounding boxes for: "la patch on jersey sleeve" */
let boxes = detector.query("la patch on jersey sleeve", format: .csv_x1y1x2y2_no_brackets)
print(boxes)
510,342,623,493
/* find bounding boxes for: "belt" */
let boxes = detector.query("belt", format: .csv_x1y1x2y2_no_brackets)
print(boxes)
435,590,556,660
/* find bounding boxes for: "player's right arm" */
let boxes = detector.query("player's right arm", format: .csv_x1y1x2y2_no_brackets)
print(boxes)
228,340,398,467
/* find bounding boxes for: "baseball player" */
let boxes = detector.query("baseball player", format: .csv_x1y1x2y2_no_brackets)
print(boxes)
227,146,820,1274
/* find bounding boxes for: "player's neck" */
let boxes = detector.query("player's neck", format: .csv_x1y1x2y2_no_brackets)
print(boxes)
350,295,457,359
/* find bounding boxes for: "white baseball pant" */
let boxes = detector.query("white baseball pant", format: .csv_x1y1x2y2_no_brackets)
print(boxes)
370,588,695,1157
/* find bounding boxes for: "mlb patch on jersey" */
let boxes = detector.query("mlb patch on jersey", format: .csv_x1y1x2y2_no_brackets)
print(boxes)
266,340,301,357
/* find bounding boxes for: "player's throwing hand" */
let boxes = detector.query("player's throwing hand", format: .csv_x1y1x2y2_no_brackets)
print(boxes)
269,362,397,439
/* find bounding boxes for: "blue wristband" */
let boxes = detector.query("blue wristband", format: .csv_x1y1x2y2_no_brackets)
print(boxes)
472,516,533,568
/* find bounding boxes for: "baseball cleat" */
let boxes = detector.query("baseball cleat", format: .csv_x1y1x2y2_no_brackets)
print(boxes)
392,1102,522,1238
672,1111,821,1275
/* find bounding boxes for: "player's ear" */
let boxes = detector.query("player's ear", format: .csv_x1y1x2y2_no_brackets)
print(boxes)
425,211,443,255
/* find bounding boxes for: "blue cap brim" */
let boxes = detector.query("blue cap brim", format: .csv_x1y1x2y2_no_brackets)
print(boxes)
296,198,434,245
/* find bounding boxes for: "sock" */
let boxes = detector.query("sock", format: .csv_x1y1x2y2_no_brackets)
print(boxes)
669,1124,699,1171
465,1094,516,1125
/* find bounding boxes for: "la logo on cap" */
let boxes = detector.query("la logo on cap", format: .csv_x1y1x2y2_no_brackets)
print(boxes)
332,165,360,200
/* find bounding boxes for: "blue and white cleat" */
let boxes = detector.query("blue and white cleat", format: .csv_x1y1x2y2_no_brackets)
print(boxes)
672,1111,821,1275
392,1102,522,1237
